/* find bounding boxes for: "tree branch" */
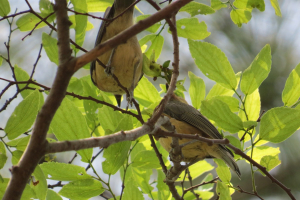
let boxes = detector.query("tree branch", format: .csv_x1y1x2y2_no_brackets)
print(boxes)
46,125,151,153
3,1,74,199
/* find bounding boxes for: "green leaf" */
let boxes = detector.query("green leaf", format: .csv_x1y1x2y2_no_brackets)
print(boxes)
177,160,213,181
14,65,45,106
11,150,23,165
246,145,280,163
132,150,161,169
239,89,261,122
270,0,282,17
5,90,40,140
39,0,54,14
215,159,231,183
69,15,94,31
180,2,215,16
102,141,131,175
230,9,252,27
125,166,153,194
86,0,112,12
7,135,30,151
42,33,58,65
188,71,205,110
206,72,241,99
240,44,272,95
216,181,231,200
260,155,281,173
134,76,161,107
188,40,237,90
282,63,300,106
102,115,133,174
139,34,164,61
0,142,7,170
199,173,214,191
173,18,210,40
156,170,169,195
233,0,265,11
98,106,124,133
46,189,63,200
0,56,3,66
201,98,243,133
59,179,104,200
0,0,10,16
225,135,242,151
31,166,47,200
122,182,144,200
40,162,92,181
135,15,161,33
16,13,55,31
213,96,240,113
211,0,227,10
50,97,92,162
259,107,300,143
82,79,103,121
70,0,88,50
242,121,257,129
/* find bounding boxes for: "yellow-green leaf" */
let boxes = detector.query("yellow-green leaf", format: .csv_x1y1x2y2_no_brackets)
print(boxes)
230,9,252,27
282,63,300,106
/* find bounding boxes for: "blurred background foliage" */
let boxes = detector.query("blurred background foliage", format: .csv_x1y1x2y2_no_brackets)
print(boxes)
0,0,300,199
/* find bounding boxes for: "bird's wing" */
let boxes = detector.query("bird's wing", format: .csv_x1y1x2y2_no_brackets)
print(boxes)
90,6,114,85
164,100,223,140
164,100,234,156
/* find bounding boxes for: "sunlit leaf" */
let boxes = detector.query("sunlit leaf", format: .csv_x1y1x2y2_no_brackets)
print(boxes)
189,40,237,90
233,0,265,11
216,181,231,200
40,162,92,181
0,0,10,16
230,9,252,27
59,179,104,200
5,90,40,140
50,97,92,162
174,18,210,40
270,0,282,17
241,44,271,95
201,98,243,133
134,77,161,107
282,63,300,106
180,2,215,16
259,107,300,143
42,33,58,65
215,159,231,183
188,71,205,110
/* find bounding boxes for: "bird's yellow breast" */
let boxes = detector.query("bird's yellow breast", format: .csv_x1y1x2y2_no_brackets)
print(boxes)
159,116,221,162
92,11,143,94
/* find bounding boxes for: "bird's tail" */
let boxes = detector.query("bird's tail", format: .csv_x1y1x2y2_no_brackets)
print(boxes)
218,147,241,179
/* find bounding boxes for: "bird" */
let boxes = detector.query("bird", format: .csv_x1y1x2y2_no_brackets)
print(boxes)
90,0,143,107
159,94,241,178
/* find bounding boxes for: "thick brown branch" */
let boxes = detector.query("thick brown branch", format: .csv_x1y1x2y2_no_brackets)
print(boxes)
3,1,74,199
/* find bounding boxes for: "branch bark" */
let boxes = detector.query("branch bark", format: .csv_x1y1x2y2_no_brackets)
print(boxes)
3,0,73,199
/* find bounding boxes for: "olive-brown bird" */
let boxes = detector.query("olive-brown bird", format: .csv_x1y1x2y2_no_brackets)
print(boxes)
159,94,241,177
90,0,143,106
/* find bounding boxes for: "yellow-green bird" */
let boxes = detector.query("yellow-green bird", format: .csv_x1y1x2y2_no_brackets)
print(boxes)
90,0,143,106
159,94,241,178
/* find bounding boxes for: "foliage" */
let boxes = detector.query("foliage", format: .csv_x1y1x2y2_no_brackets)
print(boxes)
0,0,299,200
